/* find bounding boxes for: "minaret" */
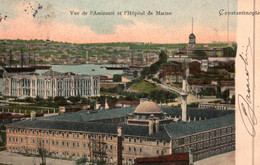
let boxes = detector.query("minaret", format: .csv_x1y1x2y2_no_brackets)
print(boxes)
9,50,12,67
181,61,189,122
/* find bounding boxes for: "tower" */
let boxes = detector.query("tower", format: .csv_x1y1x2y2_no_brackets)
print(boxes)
9,50,12,67
181,61,189,122
188,17,196,48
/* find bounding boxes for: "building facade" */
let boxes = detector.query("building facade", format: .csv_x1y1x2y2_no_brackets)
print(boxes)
159,62,183,84
6,102,235,164
3,70,100,98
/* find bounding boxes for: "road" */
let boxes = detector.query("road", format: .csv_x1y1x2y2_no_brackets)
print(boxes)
146,79,220,106
194,151,235,165
0,151,75,165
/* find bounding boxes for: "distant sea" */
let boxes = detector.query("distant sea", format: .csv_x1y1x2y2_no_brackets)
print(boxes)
51,64,124,75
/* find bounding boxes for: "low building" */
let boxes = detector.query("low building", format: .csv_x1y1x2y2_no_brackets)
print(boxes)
198,103,235,111
160,61,183,84
115,101,140,108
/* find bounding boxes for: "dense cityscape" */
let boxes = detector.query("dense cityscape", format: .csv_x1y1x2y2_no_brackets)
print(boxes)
0,30,236,165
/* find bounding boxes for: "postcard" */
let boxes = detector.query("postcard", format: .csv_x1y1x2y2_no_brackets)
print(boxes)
0,0,259,165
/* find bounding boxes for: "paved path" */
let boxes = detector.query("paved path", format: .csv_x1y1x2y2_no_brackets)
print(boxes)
147,79,221,106
0,151,76,165
194,151,235,165
167,94,221,106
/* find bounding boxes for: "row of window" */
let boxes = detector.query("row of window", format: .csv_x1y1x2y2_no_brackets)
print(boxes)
194,144,235,161
8,136,147,154
8,128,160,145
8,129,115,140
174,135,235,153
173,126,235,146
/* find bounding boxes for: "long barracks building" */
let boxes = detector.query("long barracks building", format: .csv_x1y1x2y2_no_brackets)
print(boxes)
6,102,235,164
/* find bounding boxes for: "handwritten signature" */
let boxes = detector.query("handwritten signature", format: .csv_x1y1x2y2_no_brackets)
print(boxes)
238,38,257,137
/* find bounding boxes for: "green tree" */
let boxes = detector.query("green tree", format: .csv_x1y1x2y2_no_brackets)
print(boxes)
81,98,91,104
223,47,236,57
150,62,160,74
24,97,34,103
193,50,207,57
140,67,151,78
68,96,81,104
113,74,122,82
158,50,168,63
54,96,67,106
133,71,138,78
76,157,87,165
221,90,230,101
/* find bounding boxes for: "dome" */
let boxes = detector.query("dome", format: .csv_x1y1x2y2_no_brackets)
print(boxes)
189,33,196,38
134,101,163,114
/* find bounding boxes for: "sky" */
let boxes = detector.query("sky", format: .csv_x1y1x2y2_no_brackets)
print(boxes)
0,0,237,43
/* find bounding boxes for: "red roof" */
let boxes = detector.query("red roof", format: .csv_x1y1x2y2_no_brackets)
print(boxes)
194,84,216,87
221,81,235,87
0,114,26,120
116,101,140,105
166,72,183,75
135,153,189,163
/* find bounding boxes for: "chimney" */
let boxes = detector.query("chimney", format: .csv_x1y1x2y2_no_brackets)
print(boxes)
30,111,36,121
155,120,160,133
105,98,109,109
117,126,123,165
189,148,194,165
149,119,154,135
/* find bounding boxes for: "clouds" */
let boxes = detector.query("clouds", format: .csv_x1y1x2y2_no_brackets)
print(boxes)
0,0,237,43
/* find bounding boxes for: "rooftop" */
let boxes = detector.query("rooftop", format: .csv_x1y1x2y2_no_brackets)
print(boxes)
40,106,234,122
6,109,235,139
164,113,234,138
134,101,163,114
6,119,170,139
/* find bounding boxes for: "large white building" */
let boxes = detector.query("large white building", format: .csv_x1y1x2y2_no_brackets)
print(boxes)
3,69,100,98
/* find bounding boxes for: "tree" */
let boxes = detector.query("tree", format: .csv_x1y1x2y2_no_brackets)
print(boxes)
133,71,138,78
68,96,81,104
113,74,122,82
193,50,207,57
54,96,67,106
37,139,46,165
35,96,44,102
81,98,91,104
76,157,87,165
150,62,160,74
140,67,151,78
221,90,230,101
24,97,34,103
223,47,236,57
158,50,168,63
